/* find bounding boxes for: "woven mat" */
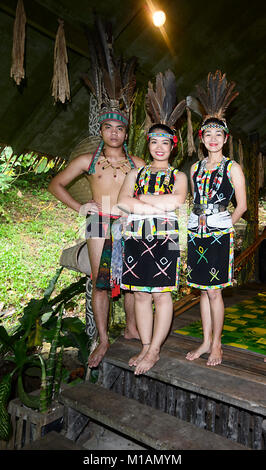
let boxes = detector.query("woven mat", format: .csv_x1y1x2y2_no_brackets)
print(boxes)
174,292,266,355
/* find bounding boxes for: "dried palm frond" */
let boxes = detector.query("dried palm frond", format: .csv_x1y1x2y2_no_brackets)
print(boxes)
10,0,26,85
51,19,70,104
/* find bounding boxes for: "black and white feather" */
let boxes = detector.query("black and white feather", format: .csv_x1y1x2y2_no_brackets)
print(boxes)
196,70,239,122
83,18,137,116
146,69,186,128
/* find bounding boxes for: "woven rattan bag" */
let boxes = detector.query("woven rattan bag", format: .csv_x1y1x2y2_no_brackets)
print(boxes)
66,135,101,204
60,241,91,276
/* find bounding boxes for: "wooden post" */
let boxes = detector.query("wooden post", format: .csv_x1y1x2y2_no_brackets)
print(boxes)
240,133,260,284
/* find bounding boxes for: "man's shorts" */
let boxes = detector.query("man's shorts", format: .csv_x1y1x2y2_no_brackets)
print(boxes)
86,212,119,291
86,212,120,239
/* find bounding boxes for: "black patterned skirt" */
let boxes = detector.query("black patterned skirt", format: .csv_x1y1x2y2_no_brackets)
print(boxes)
121,214,180,292
187,229,234,290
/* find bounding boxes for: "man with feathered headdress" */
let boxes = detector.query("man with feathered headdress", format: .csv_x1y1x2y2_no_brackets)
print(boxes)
48,19,144,368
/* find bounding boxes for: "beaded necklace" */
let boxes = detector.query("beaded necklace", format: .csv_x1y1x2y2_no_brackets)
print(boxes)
137,165,173,195
196,156,228,205
98,149,132,177
138,164,174,195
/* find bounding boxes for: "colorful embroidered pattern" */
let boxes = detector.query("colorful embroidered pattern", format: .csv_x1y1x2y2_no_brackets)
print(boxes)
147,132,176,141
98,111,129,126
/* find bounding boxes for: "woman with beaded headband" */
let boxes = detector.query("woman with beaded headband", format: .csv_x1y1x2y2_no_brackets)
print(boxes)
186,70,247,366
118,70,187,375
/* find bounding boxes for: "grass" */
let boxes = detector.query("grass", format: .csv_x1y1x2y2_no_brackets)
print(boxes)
0,173,86,329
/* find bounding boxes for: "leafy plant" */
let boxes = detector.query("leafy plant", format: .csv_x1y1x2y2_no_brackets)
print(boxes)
0,305,65,441
127,88,149,162
0,373,13,441
0,269,90,441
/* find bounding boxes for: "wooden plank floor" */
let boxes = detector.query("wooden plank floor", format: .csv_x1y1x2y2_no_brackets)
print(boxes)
103,283,266,416
105,337,266,416
171,282,266,378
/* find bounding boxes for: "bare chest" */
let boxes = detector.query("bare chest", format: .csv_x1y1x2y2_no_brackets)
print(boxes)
88,164,129,196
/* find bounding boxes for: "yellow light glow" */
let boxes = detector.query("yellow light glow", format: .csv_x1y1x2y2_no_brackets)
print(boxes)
152,10,166,27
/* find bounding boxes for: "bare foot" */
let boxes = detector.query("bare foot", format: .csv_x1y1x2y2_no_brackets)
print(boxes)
207,345,223,366
186,342,211,361
134,349,160,375
128,344,150,367
264,357,266,363
88,341,110,368
124,326,140,340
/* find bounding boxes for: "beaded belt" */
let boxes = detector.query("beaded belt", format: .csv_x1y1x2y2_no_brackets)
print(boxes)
193,203,226,215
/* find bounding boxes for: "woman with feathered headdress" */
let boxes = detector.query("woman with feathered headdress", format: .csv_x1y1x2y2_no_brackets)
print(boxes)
118,70,187,375
186,70,247,366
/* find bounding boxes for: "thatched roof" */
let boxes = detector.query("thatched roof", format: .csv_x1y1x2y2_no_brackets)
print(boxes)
0,0,266,160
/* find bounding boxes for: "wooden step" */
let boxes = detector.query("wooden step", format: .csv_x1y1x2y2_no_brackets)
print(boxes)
59,382,247,450
22,431,84,450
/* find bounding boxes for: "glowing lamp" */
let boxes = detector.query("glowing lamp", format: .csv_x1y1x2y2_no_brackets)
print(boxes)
152,10,166,27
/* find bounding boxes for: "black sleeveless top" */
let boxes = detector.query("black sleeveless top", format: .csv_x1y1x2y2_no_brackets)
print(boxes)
193,157,234,207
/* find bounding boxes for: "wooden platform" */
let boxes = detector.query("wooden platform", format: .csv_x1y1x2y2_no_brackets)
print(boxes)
97,284,266,450
171,282,266,379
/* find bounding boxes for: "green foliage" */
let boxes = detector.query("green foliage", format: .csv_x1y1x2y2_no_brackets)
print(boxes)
127,88,150,162
17,372,41,410
53,345,64,401
0,169,13,193
45,304,64,407
0,177,82,324
0,374,13,441
0,146,64,223
0,147,62,190
0,269,89,442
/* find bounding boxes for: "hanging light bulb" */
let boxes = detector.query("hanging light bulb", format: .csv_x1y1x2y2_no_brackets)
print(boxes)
152,10,166,27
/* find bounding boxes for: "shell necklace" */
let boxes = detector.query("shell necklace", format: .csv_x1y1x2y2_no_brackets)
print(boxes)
98,149,132,177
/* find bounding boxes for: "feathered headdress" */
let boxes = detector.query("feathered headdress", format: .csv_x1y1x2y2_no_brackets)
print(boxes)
196,70,239,134
146,69,186,129
145,69,186,147
83,18,137,127
82,18,137,173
